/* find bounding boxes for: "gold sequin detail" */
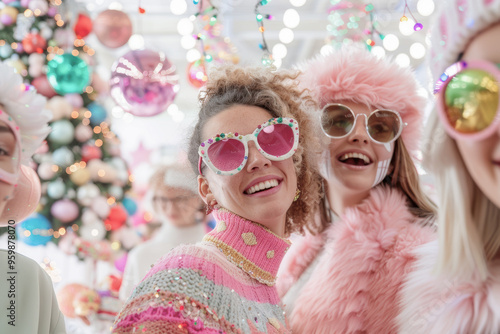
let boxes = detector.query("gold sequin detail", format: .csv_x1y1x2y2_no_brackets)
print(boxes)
203,235,276,286
266,250,275,259
269,318,281,330
216,220,227,233
242,232,257,246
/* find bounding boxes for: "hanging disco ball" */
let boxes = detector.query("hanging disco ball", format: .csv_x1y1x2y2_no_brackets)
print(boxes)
110,49,179,117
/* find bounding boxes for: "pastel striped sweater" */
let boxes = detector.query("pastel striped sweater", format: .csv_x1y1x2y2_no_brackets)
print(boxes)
112,208,291,333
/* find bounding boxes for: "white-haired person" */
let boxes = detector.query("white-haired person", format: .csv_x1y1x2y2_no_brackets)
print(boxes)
276,47,437,334
397,1,500,333
0,62,66,333
119,163,206,301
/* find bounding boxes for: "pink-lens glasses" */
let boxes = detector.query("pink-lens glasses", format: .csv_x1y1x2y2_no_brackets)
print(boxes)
198,117,299,175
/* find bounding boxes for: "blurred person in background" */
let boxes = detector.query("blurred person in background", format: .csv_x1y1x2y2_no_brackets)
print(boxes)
119,163,205,301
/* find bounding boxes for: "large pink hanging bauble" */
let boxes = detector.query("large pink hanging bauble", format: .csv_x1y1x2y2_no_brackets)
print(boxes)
93,9,132,49
110,49,179,117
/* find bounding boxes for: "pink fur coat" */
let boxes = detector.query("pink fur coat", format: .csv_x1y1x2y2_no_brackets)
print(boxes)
397,240,500,334
277,186,436,334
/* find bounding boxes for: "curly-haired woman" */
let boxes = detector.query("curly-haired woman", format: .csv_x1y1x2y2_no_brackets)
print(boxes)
112,64,322,334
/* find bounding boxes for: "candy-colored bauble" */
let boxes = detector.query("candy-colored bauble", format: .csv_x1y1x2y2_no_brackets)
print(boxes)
0,7,18,26
74,288,100,317
56,283,89,318
29,0,49,16
15,213,52,246
65,93,84,108
115,227,141,249
108,185,123,199
22,33,46,54
87,102,107,125
77,182,100,206
47,54,90,95
32,75,57,98
46,96,73,121
52,146,74,167
37,161,55,180
39,25,53,41
79,222,106,242
91,196,110,218
104,206,127,231
47,179,65,199
0,165,41,224
81,208,98,226
51,199,79,223
110,49,179,117
114,252,127,272
187,59,207,88
0,45,13,58
28,53,45,78
48,119,75,145
6,59,26,76
121,197,137,216
93,10,132,48
73,13,92,38
53,28,76,49
69,167,90,186
81,144,102,163
74,124,93,143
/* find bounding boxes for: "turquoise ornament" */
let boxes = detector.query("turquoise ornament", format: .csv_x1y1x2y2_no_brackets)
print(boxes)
16,214,53,246
46,54,90,95
87,102,107,125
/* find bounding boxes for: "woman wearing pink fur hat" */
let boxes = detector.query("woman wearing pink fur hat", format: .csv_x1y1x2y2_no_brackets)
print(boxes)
276,47,436,334
397,0,500,333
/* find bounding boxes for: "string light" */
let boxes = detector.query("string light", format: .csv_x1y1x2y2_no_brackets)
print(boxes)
255,0,274,68
365,5,385,51
402,0,423,31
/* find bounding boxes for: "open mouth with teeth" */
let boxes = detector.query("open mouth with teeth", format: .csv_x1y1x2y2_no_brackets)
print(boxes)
245,179,280,195
338,152,372,166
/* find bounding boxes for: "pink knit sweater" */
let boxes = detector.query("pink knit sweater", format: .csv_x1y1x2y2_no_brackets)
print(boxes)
277,186,436,334
113,208,291,333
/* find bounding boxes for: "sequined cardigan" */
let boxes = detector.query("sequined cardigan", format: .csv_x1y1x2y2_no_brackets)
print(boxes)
112,208,291,334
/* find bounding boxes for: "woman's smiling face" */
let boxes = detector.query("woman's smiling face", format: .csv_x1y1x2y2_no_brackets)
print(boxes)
455,22,500,208
198,104,297,236
325,100,395,195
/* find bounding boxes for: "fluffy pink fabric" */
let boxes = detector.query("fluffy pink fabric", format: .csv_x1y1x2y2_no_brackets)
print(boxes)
298,47,426,153
398,240,500,334
277,233,325,298
278,186,436,334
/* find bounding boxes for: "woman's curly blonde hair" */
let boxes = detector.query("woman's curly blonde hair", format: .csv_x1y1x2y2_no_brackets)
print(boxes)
188,64,323,236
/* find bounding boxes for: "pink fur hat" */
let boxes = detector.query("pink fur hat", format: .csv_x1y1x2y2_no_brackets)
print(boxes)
298,47,426,153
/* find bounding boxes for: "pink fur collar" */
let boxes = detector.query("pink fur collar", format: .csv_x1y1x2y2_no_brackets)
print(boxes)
278,186,436,334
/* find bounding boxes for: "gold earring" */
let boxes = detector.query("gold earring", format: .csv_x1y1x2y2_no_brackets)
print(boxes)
206,199,217,215
293,189,301,202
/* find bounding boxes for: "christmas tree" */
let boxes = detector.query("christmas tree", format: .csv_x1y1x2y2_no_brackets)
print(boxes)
0,0,138,262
